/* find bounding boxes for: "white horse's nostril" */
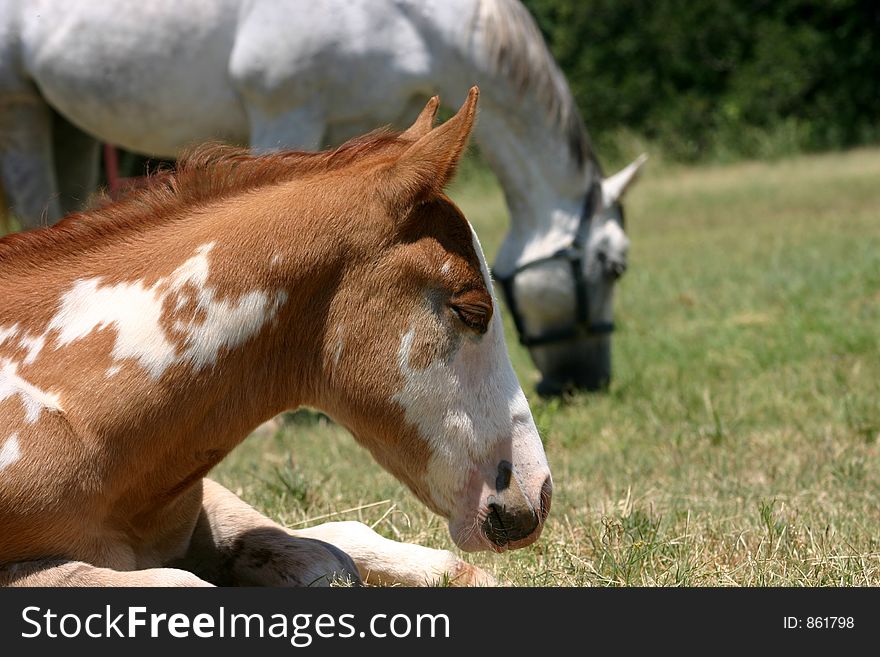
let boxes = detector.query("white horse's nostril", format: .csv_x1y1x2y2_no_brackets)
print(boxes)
609,260,627,279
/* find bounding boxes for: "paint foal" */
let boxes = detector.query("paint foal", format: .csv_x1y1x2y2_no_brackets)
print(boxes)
0,89,552,586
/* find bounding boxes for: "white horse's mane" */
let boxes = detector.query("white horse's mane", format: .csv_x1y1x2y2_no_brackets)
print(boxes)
475,0,594,169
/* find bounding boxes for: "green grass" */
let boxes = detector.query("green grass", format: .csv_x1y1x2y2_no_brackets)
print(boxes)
214,147,880,586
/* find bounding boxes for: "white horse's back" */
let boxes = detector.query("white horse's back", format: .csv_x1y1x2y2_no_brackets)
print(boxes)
3,0,477,155
12,0,246,155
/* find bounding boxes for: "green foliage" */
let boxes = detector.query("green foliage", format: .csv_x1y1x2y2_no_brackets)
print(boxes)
522,0,880,162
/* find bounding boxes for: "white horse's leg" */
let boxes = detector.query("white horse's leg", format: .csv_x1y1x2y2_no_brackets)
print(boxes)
51,109,101,215
244,102,327,152
0,178,10,234
0,98,62,229
178,478,361,586
294,521,498,587
0,559,213,587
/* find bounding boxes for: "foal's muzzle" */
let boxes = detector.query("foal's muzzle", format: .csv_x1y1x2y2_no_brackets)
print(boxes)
482,461,553,549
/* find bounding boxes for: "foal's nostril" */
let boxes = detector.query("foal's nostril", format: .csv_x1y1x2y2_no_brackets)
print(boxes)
483,497,540,547
539,476,553,522
483,463,547,547
495,460,513,492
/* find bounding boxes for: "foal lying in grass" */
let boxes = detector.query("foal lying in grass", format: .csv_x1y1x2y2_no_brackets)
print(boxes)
0,89,551,586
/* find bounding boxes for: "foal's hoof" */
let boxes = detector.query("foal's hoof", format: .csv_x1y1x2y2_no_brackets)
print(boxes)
319,542,362,587
447,561,499,587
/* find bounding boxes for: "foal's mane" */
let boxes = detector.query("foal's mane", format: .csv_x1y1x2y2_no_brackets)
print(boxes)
0,131,406,273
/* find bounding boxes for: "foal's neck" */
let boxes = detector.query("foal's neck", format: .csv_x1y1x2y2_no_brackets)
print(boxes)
72,188,344,502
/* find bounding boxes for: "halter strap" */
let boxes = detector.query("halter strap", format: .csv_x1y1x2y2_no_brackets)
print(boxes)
492,180,621,348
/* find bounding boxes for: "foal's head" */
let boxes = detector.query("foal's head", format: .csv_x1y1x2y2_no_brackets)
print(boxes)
313,89,551,552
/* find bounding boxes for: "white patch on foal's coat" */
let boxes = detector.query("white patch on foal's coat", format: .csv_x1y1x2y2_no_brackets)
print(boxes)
19,334,46,365
45,243,286,379
0,360,62,424
0,325,20,348
332,325,345,367
392,225,545,517
0,244,285,468
0,434,21,472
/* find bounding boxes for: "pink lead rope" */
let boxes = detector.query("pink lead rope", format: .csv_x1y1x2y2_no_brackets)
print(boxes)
103,143,121,199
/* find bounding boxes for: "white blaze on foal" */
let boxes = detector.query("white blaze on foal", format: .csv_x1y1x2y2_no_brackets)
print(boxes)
393,225,550,552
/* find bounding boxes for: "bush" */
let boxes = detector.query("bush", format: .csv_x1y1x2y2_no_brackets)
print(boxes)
523,0,880,162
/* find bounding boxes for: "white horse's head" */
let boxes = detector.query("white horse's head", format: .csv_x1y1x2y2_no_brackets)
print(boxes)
496,153,646,395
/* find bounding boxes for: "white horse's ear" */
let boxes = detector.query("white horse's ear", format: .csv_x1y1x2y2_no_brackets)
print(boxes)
401,95,440,141
602,153,647,206
383,86,479,208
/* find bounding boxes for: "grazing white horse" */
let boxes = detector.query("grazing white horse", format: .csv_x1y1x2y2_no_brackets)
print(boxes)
0,0,645,393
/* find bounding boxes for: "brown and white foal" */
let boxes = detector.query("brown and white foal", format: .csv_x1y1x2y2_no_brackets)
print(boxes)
0,89,552,586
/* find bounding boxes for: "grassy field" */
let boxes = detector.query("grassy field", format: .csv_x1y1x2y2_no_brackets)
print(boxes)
214,147,880,586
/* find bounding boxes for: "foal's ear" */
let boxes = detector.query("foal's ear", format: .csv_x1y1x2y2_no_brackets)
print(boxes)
400,95,440,141
383,86,479,208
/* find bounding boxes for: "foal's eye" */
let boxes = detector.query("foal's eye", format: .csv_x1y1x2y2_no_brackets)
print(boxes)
449,291,491,334
451,305,488,333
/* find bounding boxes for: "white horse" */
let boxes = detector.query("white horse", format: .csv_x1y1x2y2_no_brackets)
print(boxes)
0,0,645,393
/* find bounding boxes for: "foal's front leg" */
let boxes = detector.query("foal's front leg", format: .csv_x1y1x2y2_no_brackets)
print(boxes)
196,479,496,587
179,479,361,586
293,521,498,587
